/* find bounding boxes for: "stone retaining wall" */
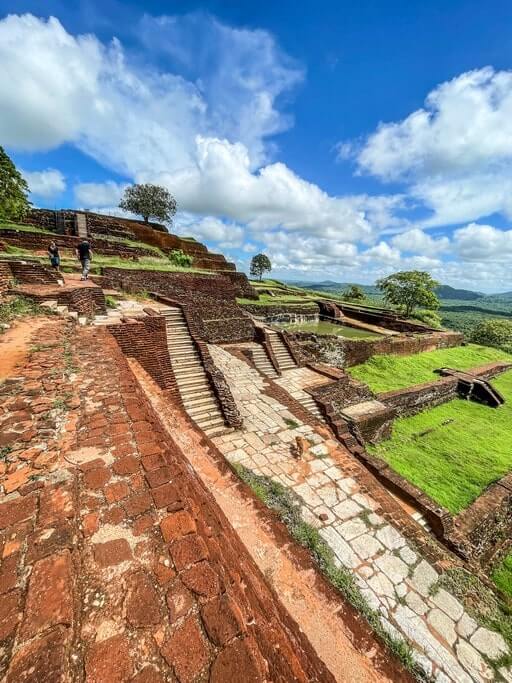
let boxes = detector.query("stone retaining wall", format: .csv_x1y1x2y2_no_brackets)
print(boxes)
0,228,158,258
0,262,13,297
23,209,237,272
313,361,512,562
452,474,512,566
6,260,60,286
288,329,463,368
101,268,255,343
108,316,177,394
240,302,320,320
378,361,512,418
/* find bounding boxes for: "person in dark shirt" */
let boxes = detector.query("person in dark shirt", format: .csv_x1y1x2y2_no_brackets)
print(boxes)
47,241,60,271
75,240,93,280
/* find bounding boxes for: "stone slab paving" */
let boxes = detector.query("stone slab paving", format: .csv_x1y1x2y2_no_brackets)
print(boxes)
274,365,330,400
209,345,511,683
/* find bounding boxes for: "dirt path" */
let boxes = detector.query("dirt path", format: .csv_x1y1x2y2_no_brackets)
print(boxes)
0,317,47,380
130,358,409,683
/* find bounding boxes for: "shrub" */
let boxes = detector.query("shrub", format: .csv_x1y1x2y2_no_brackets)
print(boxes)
471,319,512,353
168,249,193,268
413,309,442,328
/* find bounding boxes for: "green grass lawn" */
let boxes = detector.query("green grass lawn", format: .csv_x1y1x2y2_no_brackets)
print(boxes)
349,344,512,393
368,370,512,514
0,221,54,235
492,554,512,599
0,251,210,275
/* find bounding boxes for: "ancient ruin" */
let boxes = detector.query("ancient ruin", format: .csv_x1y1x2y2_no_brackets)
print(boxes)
0,208,511,682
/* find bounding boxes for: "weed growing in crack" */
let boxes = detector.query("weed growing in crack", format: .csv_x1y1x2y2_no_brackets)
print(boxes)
437,568,512,669
0,446,12,461
0,296,54,330
283,418,300,429
232,463,429,681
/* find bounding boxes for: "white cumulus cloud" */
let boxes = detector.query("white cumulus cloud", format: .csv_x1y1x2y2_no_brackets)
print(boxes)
22,168,66,198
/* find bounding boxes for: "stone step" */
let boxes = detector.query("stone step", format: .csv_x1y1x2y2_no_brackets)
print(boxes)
187,407,223,421
168,344,196,352
177,375,208,387
194,415,225,429
204,426,228,437
174,362,203,372
186,401,219,416
180,388,214,400
183,395,217,408
171,357,200,367
40,300,59,309
173,365,206,384
167,332,191,339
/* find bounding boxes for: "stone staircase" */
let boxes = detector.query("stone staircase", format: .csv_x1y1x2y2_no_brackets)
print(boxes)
162,308,226,437
251,345,278,378
299,393,323,419
75,213,88,239
266,330,297,371
40,300,86,325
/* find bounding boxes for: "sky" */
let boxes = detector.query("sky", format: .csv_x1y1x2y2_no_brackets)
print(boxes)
3,1,512,292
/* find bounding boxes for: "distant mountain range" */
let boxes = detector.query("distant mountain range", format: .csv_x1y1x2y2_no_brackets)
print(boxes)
286,280,512,303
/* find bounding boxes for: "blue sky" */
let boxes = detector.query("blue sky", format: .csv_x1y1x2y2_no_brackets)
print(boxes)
3,1,512,291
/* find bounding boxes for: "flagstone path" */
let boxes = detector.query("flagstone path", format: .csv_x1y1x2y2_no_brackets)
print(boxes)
209,344,511,683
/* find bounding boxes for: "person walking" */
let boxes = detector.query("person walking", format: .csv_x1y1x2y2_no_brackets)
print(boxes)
75,239,93,280
47,241,60,272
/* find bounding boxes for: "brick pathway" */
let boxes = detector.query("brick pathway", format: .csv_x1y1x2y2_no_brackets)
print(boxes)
0,323,333,682
209,345,511,683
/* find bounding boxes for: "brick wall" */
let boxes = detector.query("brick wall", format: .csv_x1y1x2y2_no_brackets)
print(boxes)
7,260,60,286
240,303,320,319
379,377,459,417
12,284,107,318
108,317,177,393
0,228,159,259
453,475,512,565
0,262,13,297
24,209,237,272
288,329,463,368
138,296,242,428
378,361,511,418
102,268,255,343
323,301,435,334
312,360,512,562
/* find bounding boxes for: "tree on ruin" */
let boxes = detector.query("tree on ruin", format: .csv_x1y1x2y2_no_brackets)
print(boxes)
119,183,177,224
250,253,272,281
343,284,365,302
0,146,31,222
376,270,439,317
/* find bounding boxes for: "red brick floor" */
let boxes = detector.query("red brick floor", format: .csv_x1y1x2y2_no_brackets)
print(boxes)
0,321,332,682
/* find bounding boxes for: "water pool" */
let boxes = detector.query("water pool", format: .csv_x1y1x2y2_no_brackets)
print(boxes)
275,320,380,339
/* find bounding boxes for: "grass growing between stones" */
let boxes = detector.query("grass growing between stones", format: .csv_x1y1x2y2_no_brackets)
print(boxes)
368,370,512,514
0,221,54,235
0,296,52,329
436,568,512,670
349,344,512,394
232,463,428,680
492,554,512,600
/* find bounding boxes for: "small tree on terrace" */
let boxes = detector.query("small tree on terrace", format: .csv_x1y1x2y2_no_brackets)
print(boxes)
376,270,439,318
250,253,272,281
119,183,177,224
343,284,365,302
0,146,31,222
